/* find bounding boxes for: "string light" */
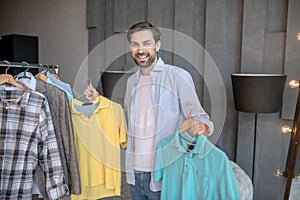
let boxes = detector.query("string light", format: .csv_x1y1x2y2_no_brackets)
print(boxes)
289,80,299,89
281,125,293,134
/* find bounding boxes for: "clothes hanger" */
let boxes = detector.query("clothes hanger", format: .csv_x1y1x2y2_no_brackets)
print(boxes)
178,113,196,152
17,62,31,80
75,78,95,106
35,64,48,82
0,61,25,90
51,65,60,79
42,63,60,79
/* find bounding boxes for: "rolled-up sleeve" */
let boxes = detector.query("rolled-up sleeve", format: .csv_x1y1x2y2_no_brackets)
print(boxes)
177,69,214,135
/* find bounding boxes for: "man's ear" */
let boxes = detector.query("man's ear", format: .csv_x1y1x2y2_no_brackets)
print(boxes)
156,40,161,52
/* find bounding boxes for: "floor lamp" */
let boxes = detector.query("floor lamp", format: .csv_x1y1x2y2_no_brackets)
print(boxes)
231,74,287,183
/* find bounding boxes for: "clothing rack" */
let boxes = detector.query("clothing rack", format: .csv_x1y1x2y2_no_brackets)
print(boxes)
0,61,60,75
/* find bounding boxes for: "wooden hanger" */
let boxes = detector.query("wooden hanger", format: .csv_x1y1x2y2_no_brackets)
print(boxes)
0,61,25,91
0,74,25,90
36,73,48,82
179,112,193,134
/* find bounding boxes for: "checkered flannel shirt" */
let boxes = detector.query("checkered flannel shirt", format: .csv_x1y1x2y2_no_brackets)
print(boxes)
0,87,69,199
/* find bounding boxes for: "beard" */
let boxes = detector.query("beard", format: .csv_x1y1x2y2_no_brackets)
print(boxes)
132,50,157,68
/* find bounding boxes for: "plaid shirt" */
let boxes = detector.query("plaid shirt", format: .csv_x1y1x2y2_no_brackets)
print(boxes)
0,87,69,200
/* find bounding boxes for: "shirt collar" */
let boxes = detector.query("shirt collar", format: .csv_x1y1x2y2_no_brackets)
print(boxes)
71,95,111,114
136,57,165,78
15,72,36,90
170,129,209,155
152,57,164,72
94,95,111,111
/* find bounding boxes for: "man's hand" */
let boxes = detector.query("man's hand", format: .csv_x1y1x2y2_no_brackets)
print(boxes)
188,120,209,137
84,83,100,101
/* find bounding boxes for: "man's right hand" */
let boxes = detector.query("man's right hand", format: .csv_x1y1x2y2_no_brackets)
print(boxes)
84,83,99,101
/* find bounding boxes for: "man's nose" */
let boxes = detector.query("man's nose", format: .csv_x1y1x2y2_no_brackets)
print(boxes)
137,45,146,52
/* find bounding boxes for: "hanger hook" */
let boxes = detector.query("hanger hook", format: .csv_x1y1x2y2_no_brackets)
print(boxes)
82,77,92,86
21,61,30,72
185,102,193,114
45,64,50,70
3,60,11,74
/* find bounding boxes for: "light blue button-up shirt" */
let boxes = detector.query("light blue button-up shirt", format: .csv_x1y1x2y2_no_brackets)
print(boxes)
125,58,214,191
46,71,73,101
154,131,240,200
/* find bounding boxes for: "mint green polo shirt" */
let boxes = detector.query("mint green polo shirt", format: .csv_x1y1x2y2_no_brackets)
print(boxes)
154,130,240,200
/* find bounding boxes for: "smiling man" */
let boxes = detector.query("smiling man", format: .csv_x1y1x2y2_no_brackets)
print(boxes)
84,22,214,200
124,22,213,200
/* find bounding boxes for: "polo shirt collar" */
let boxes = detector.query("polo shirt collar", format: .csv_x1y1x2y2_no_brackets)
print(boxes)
71,95,111,115
171,129,210,156
94,95,111,111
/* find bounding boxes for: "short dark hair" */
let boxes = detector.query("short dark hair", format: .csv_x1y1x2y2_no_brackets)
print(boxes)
127,22,161,43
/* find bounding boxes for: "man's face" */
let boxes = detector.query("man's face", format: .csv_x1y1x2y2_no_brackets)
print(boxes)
129,30,161,68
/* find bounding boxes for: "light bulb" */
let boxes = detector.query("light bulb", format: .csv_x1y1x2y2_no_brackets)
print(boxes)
297,32,300,40
281,125,293,134
275,169,284,177
289,80,299,88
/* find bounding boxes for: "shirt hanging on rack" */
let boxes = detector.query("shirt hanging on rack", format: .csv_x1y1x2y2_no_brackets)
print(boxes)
0,86,69,200
70,95,127,200
44,71,73,101
154,130,240,200
14,68,81,199
35,79,81,199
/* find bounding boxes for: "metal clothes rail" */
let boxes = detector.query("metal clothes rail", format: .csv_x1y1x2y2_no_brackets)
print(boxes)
0,61,60,74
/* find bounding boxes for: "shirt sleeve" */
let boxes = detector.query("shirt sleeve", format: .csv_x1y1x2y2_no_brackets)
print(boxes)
58,92,81,195
38,98,69,200
177,69,214,135
117,104,128,149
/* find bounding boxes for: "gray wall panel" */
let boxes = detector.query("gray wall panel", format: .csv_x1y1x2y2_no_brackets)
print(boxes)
266,0,287,33
205,0,243,160
264,32,285,73
147,0,175,64
114,0,147,33
113,0,128,32
282,0,300,120
238,1,268,199
147,0,175,29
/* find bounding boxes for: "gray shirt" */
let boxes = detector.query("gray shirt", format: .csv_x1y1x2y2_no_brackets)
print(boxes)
35,79,80,199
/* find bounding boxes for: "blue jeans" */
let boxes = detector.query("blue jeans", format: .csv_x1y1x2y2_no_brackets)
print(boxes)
130,172,161,200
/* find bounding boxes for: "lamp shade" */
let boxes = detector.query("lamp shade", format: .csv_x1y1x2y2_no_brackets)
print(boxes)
231,74,287,113
100,71,133,103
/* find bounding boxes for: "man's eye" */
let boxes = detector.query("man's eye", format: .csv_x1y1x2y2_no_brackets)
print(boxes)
131,44,138,48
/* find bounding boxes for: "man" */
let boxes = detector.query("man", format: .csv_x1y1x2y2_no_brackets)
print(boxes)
84,22,214,200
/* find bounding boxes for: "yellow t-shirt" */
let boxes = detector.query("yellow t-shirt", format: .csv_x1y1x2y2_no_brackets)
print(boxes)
70,96,127,200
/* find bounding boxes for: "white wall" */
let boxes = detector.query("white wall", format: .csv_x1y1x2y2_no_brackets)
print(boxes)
0,0,88,86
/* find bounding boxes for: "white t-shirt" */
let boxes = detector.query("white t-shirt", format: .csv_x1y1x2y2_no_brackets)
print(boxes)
134,75,156,171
